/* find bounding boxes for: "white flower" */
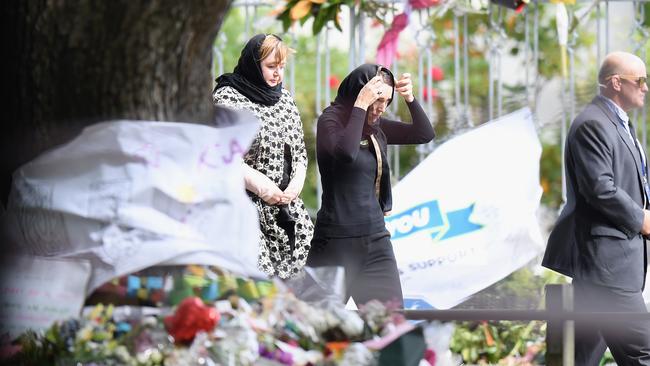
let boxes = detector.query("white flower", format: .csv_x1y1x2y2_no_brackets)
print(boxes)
470,0,487,11
333,307,364,337
340,343,376,366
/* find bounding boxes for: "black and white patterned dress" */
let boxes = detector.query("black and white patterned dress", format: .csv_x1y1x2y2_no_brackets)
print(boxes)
213,86,313,278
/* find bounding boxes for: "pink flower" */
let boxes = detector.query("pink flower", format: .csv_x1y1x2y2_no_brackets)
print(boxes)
409,0,441,10
423,88,439,101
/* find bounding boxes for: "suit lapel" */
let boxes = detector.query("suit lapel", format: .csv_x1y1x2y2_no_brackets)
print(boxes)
593,97,645,181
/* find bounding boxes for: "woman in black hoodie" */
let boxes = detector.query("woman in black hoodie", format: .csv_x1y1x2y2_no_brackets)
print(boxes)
307,64,435,307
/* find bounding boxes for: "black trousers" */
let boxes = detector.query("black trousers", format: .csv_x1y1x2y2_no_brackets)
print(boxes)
572,279,650,366
306,230,404,307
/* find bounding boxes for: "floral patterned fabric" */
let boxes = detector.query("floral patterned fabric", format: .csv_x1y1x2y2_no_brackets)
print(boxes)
213,86,313,278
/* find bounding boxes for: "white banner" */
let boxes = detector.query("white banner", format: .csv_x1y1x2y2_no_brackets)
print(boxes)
388,108,544,309
3,113,264,292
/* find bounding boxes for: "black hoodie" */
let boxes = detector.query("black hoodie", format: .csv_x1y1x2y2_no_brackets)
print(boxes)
314,64,435,238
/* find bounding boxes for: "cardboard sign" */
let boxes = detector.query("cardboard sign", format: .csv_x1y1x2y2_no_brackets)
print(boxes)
0,255,90,339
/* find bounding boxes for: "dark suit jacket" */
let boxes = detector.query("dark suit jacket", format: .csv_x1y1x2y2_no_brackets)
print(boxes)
543,96,648,292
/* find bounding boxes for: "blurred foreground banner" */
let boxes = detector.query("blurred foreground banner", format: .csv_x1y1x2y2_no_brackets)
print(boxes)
3,113,264,292
388,108,544,309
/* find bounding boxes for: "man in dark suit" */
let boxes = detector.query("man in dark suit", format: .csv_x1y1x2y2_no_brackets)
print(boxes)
543,51,650,365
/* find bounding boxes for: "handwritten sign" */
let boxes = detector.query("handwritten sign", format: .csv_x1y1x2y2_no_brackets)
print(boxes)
0,255,90,339
5,115,265,291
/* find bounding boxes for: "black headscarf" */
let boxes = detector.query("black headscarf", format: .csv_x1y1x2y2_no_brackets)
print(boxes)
321,63,396,212
330,64,395,135
214,34,283,106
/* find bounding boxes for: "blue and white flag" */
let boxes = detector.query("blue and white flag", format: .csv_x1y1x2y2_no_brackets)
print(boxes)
388,108,544,309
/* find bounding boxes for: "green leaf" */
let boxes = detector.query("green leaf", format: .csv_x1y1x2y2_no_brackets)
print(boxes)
313,6,329,34
280,13,293,32
277,6,293,32
333,5,343,32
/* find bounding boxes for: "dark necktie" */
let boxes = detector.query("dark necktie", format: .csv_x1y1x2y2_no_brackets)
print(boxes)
627,121,650,206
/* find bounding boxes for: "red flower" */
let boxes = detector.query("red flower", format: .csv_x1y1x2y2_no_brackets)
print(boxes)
164,297,220,343
515,2,526,13
430,66,444,81
423,88,439,101
424,349,436,365
329,75,340,89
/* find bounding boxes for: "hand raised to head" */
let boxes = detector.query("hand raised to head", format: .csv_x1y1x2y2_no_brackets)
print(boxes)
354,76,388,110
396,73,414,103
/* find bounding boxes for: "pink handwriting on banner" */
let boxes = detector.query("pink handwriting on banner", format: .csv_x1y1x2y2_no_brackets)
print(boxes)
132,142,160,167
199,139,247,170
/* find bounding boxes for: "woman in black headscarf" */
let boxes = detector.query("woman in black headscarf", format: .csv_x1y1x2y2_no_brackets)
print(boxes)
307,64,434,307
213,34,313,279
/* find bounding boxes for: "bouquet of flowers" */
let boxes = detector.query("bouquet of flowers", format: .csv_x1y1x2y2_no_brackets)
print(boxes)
2,268,448,366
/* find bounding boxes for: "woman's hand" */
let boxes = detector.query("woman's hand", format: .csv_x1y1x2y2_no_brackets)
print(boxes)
396,73,414,103
282,163,305,204
260,186,292,205
283,186,300,202
243,163,292,205
354,75,386,110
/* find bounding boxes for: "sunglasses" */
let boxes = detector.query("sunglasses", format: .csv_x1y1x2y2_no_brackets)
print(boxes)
605,74,648,87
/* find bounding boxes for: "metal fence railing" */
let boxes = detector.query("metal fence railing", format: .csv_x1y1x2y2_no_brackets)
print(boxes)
402,284,650,366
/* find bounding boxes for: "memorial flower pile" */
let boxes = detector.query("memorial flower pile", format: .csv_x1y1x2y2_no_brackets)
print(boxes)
2,270,447,366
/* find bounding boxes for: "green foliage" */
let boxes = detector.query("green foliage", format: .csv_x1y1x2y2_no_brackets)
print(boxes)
7,304,149,366
450,320,545,364
217,3,610,213
277,0,346,34
449,267,571,364
540,142,563,208
277,0,394,35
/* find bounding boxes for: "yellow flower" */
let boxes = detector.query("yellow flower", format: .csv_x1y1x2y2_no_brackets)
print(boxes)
78,326,93,341
290,0,313,20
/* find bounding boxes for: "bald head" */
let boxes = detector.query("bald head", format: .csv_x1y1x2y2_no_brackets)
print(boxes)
598,51,647,111
599,51,645,85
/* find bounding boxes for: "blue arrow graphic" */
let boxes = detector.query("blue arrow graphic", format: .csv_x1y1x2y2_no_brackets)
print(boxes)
439,203,483,241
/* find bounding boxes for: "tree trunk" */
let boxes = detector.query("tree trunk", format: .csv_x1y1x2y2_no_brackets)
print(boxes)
1,0,232,203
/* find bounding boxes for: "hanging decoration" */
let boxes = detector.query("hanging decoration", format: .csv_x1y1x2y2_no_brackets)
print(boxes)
376,0,448,68
376,11,411,68
556,3,569,78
